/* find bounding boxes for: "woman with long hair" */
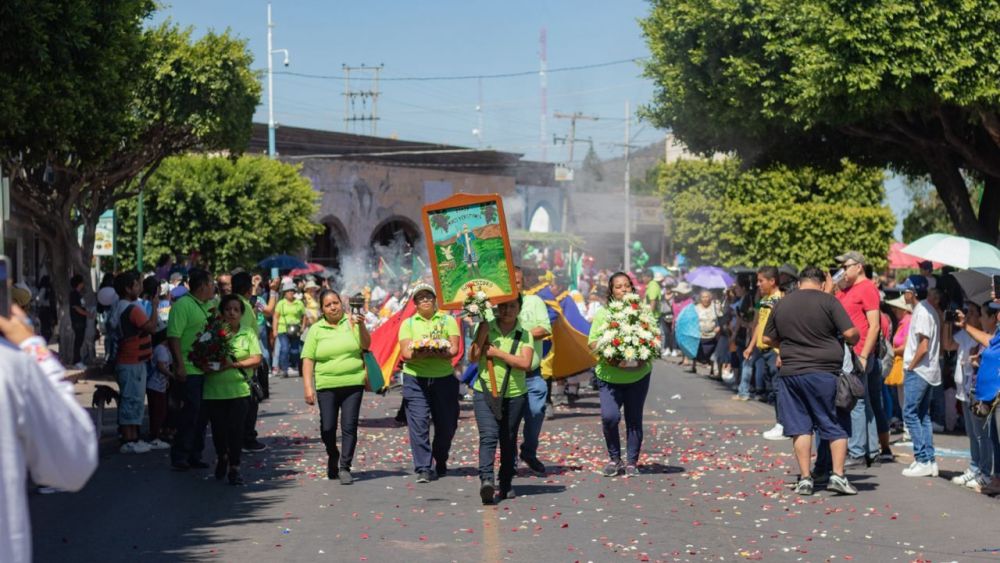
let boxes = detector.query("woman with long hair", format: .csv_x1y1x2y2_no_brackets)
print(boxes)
589,272,654,478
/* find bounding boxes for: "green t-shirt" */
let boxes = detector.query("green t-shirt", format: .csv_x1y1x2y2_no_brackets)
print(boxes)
588,307,653,384
275,299,306,334
238,295,256,332
166,294,216,376
645,281,662,318
203,326,259,400
518,294,551,372
398,311,460,377
473,321,534,398
302,316,366,389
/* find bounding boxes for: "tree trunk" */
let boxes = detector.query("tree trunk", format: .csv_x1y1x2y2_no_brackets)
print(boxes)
979,175,1000,246
924,154,988,241
52,219,97,366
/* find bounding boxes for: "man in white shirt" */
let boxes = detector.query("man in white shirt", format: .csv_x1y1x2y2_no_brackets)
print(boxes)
0,306,98,563
897,276,941,477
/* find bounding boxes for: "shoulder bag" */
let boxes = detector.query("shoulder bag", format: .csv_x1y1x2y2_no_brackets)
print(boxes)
836,345,866,411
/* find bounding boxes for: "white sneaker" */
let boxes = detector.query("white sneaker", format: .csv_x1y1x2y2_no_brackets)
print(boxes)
932,422,945,433
951,468,979,486
902,460,938,477
287,368,299,377
72,362,86,370
120,441,150,454
670,350,679,357
147,439,171,450
762,424,786,440
968,475,991,491
133,440,153,453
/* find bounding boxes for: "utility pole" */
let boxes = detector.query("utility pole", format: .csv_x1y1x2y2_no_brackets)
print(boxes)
539,28,547,161
553,111,599,164
624,101,632,271
343,64,384,135
267,2,290,158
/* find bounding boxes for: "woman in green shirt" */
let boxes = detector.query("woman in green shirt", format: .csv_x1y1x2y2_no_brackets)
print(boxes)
273,281,306,377
589,272,653,478
204,294,262,486
301,290,369,485
468,295,534,504
397,283,461,483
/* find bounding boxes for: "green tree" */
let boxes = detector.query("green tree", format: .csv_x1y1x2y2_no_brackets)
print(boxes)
630,162,662,195
641,0,1000,244
661,158,895,269
1,1,260,354
901,175,984,242
115,155,322,272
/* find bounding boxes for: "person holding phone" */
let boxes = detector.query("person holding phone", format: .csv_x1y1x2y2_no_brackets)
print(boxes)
0,305,98,563
301,290,370,485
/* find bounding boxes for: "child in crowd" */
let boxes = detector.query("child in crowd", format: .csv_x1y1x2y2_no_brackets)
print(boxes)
147,330,174,446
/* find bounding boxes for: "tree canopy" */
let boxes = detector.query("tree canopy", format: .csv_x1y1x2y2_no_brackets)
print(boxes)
641,0,1000,244
660,157,895,269
116,155,322,273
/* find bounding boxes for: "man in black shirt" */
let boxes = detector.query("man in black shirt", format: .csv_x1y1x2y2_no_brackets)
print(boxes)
762,266,859,496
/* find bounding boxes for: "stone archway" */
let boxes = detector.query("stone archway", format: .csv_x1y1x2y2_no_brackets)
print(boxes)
370,215,420,248
311,216,350,270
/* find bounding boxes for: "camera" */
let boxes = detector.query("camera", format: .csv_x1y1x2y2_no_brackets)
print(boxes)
944,310,959,323
348,294,365,316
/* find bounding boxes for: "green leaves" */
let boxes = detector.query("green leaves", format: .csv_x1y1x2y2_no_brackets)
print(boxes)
661,157,894,269
116,155,322,272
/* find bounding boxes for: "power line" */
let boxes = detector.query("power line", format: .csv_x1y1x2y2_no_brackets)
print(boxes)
270,57,646,82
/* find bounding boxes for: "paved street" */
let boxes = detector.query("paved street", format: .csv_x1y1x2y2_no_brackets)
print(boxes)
32,360,1000,562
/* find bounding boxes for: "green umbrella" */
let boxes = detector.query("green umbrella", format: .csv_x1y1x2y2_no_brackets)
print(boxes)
901,234,1000,269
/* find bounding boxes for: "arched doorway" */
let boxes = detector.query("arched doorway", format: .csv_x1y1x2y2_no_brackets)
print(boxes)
311,217,349,271
528,205,552,232
369,216,422,279
370,216,420,248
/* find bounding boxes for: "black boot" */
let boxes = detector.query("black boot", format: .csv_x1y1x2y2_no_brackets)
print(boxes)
479,478,495,505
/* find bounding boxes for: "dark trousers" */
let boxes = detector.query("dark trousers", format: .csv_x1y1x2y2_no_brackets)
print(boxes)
206,397,249,466
473,391,526,486
403,375,459,472
72,321,86,364
318,386,364,471
171,375,209,464
146,389,167,440
244,396,260,446
598,373,651,465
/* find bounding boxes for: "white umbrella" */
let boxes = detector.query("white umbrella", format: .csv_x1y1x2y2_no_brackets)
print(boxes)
901,234,1000,269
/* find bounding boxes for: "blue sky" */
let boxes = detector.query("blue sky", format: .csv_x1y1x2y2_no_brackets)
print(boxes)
154,0,909,235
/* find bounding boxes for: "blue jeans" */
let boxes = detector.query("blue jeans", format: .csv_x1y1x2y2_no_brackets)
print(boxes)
903,371,936,463
756,349,779,419
598,373,651,465
277,333,301,371
737,349,757,398
519,372,548,461
962,401,1000,476
848,356,884,458
473,391,526,485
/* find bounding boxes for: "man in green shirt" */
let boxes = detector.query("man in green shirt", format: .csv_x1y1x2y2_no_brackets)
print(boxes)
167,268,216,471
514,266,552,474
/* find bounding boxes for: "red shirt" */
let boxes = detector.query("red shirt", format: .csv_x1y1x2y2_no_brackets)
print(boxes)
836,278,880,356
118,306,152,364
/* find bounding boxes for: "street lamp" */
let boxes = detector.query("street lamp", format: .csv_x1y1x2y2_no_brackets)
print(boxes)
267,2,290,158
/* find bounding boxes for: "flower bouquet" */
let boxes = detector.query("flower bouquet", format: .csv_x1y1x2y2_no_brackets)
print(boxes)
594,293,662,368
409,322,453,358
189,314,235,372
462,283,494,323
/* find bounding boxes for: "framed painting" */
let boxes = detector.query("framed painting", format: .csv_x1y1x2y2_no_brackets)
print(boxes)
421,193,518,309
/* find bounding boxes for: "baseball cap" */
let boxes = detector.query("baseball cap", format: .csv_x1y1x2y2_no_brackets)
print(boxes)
896,275,928,294
835,251,866,265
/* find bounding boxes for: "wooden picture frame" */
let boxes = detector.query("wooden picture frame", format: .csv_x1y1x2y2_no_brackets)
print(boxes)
421,193,518,309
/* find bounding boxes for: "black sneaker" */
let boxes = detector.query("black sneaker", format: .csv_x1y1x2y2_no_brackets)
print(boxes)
435,462,447,478
228,469,244,486
243,441,268,453
827,473,857,495
794,476,814,495
520,453,546,475
811,470,830,486
171,460,191,472
416,470,432,483
497,483,514,500
602,461,624,477
480,479,495,505
339,470,353,485
188,460,209,469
